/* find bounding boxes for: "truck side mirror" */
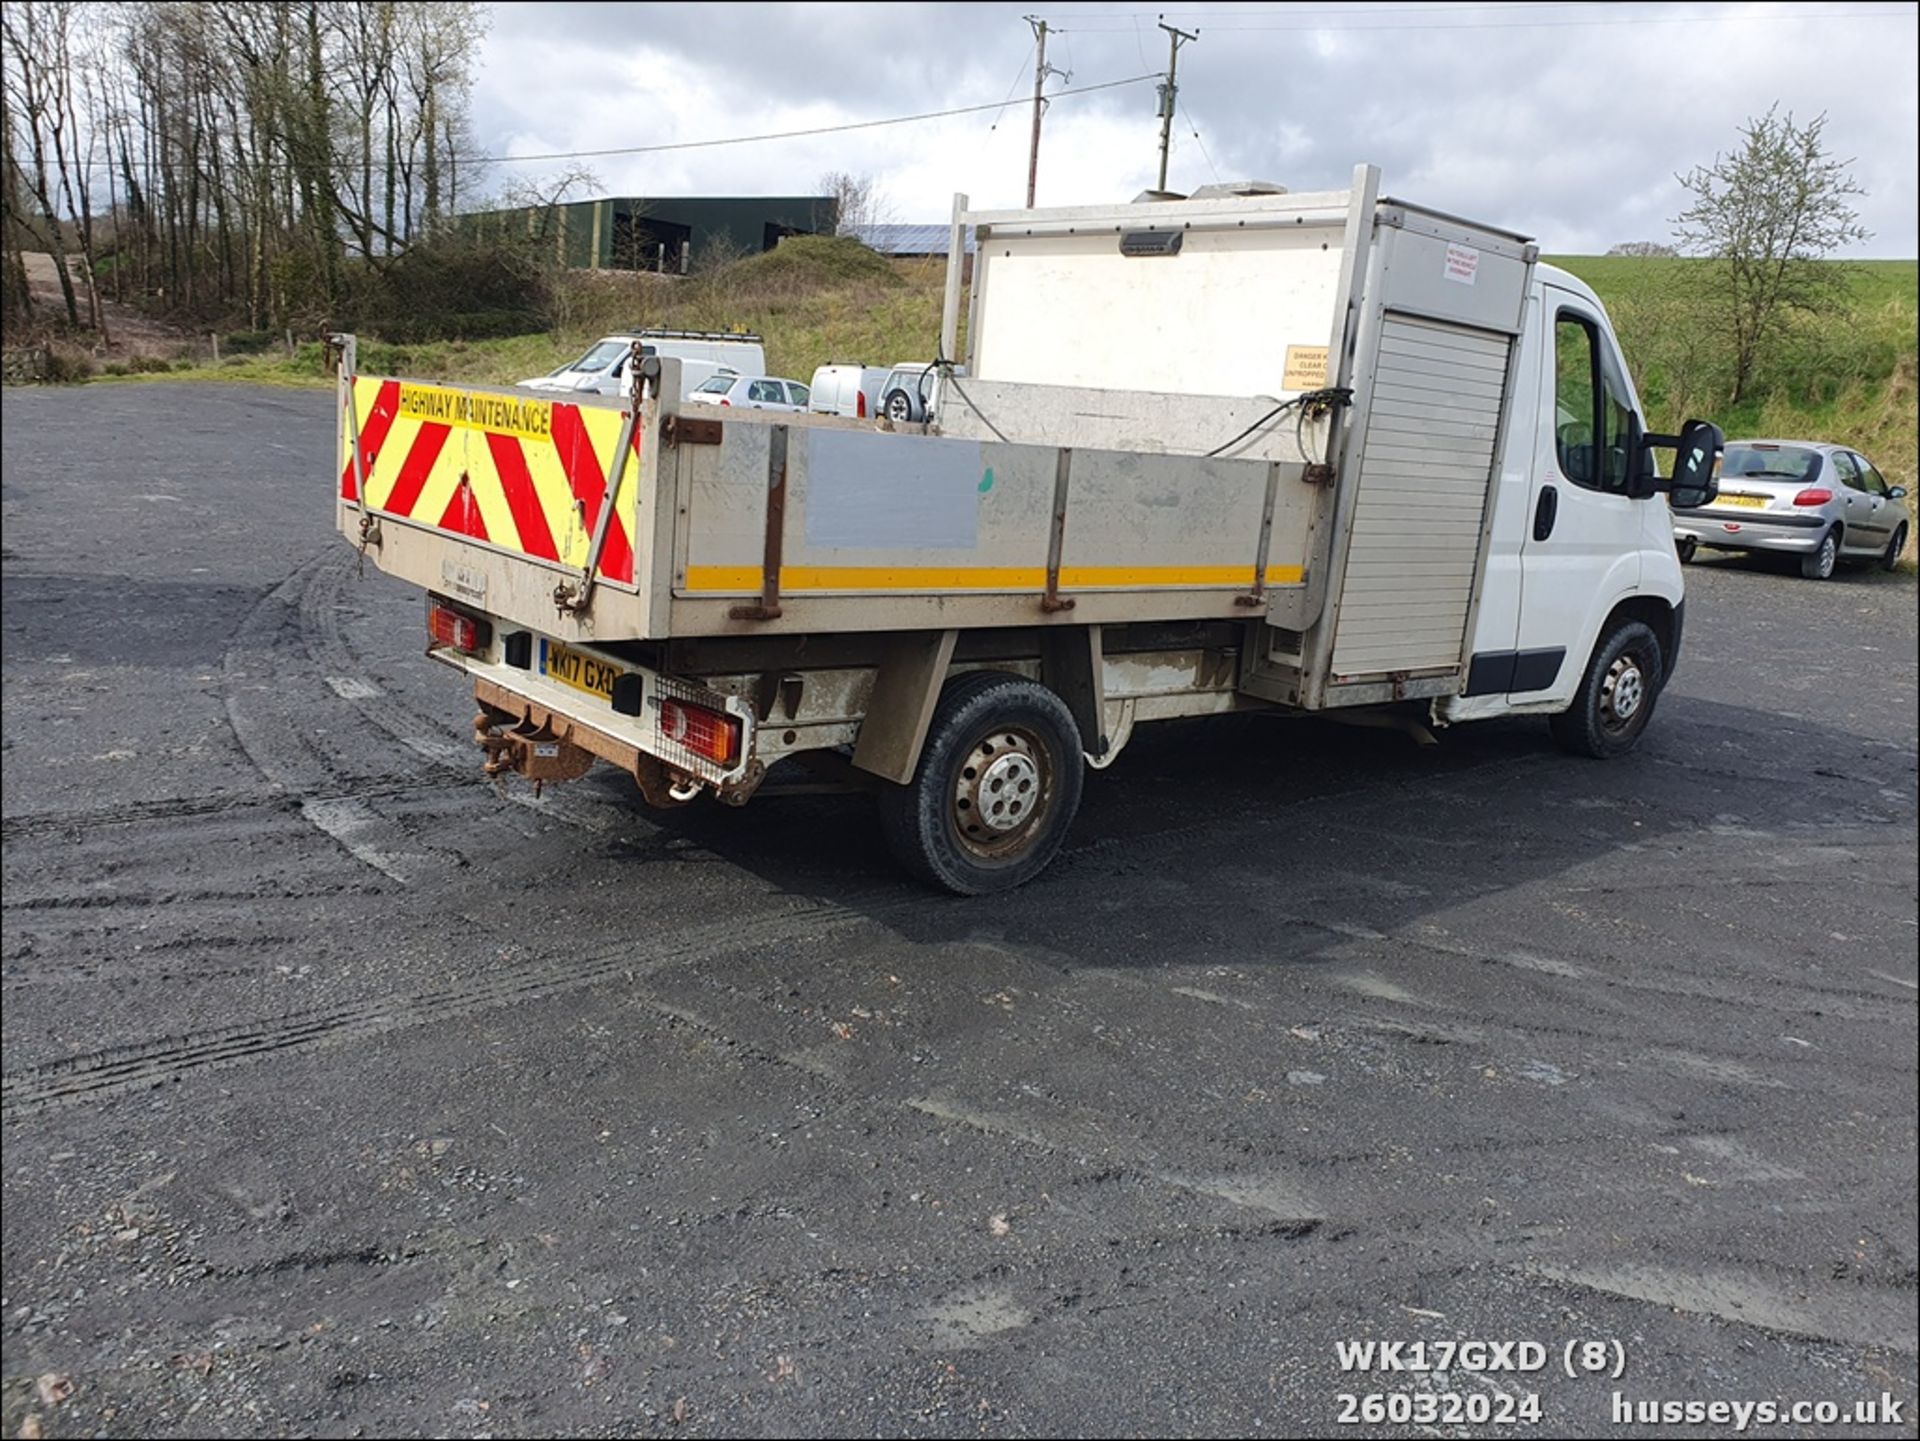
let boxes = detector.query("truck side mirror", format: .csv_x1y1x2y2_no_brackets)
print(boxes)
1639,418,1724,508
1668,418,1724,510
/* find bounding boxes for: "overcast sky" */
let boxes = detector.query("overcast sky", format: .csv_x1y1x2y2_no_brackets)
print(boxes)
468,1,1917,257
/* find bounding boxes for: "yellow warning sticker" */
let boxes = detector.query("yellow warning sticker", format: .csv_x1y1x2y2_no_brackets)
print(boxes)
397,383,553,442
1283,345,1329,390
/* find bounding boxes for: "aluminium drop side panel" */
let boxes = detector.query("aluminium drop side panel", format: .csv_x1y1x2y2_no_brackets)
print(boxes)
334,374,664,644
662,411,1289,637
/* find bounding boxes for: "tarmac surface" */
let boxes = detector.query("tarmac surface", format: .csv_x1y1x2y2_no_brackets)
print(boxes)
2,382,1916,1437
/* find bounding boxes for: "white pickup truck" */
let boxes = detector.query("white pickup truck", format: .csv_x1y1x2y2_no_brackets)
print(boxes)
332,164,1720,892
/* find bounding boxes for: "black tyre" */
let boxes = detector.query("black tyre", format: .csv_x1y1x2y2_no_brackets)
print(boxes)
1549,619,1666,759
1675,536,1698,564
884,389,915,424
1800,527,1839,580
878,671,1085,895
1883,524,1908,572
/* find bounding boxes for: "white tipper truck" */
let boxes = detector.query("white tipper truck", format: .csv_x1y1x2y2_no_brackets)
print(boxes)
331,165,1722,893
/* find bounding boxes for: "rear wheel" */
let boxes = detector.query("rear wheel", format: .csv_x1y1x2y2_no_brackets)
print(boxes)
1883,524,1909,572
878,671,1084,895
1550,619,1666,759
1800,527,1839,580
1675,536,1698,564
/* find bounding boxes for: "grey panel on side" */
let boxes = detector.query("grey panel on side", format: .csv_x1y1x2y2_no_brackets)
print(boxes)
1331,314,1511,677
804,428,986,551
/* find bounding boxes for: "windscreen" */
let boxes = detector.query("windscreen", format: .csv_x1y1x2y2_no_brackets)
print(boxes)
568,340,629,372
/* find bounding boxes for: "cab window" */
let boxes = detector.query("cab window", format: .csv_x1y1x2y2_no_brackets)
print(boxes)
1830,451,1863,490
1856,457,1890,495
1554,313,1633,495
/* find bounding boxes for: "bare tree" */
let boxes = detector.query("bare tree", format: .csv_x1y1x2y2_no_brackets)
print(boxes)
1672,107,1870,404
818,170,890,237
2,0,83,326
0,0,494,338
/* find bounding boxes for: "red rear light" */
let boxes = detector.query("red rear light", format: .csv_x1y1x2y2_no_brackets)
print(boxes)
856,391,867,418
1792,488,1833,506
719,397,730,406
658,698,740,766
427,600,486,654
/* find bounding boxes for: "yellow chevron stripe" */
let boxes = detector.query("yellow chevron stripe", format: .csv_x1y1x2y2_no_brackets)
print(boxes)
351,383,640,572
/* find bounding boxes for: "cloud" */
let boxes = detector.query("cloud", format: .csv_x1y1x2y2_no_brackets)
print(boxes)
469,1,1917,256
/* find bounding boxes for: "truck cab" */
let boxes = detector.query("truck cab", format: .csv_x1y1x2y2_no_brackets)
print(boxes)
1437,264,1689,731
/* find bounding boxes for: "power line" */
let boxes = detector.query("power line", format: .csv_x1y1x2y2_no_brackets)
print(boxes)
986,37,1038,132
1061,6,1906,30
62,73,1160,173
464,73,1158,167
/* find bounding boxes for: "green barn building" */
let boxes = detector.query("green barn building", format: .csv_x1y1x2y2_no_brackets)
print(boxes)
463,195,838,271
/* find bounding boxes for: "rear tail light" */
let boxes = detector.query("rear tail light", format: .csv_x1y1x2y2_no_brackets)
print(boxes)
856,391,867,418
658,698,740,766
1792,488,1833,506
719,397,731,406
427,600,489,654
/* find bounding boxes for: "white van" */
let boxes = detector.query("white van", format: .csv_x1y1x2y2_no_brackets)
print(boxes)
807,364,890,420
518,330,766,400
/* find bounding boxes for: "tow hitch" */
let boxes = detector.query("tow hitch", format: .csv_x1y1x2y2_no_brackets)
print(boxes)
475,707,595,791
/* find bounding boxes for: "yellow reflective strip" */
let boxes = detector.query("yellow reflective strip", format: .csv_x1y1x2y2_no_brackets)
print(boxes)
1062,564,1305,588
362,413,419,510
681,563,1305,593
394,381,554,443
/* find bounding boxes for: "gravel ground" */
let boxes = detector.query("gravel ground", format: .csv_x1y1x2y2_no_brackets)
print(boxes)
2,382,1916,1439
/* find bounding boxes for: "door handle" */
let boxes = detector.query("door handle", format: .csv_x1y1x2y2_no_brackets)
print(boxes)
1533,485,1559,542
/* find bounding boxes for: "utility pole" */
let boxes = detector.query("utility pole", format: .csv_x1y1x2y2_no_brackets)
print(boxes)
1155,17,1199,194
1025,15,1067,207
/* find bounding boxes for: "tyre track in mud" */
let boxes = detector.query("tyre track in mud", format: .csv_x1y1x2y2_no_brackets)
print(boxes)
0,897,886,1118
18,547,1909,1123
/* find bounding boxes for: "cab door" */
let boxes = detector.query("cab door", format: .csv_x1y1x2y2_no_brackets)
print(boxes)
1513,289,1647,693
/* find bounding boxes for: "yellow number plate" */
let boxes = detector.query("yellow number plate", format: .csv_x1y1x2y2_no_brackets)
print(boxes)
540,639,621,702
1718,493,1768,509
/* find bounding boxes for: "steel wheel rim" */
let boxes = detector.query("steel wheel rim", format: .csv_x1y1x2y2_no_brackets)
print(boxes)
1600,653,1647,733
951,725,1053,861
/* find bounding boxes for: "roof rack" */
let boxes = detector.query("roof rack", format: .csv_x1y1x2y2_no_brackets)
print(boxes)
624,326,764,343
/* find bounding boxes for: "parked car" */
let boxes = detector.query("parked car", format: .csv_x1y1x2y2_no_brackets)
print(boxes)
808,363,891,420
1672,440,1908,578
879,361,967,424
686,374,811,412
518,330,765,400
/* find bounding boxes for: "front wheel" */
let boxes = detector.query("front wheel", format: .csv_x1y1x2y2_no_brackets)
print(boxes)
877,671,1085,894
1800,528,1839,580
1550,619,1666,759
1882,524,1909,572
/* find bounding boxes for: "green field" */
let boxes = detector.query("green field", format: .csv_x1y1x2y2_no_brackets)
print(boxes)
1549,256,1917,499
88,239,1919,512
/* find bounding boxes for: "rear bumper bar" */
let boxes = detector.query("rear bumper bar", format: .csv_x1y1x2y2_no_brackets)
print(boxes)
434,633,760,800
1673,511,1826,553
